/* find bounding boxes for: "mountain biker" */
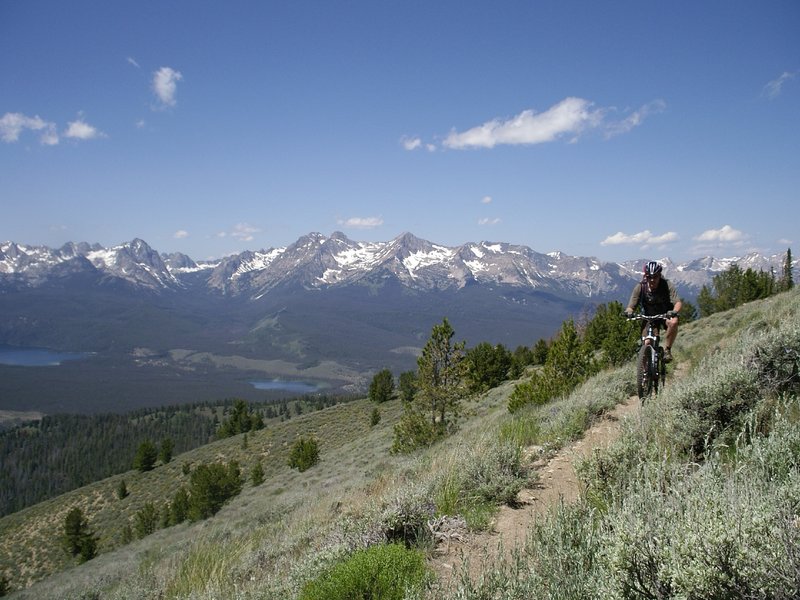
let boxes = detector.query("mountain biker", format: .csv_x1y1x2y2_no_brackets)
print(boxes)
625,261,682,362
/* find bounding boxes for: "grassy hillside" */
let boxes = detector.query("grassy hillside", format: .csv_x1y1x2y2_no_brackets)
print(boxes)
2,288,798,598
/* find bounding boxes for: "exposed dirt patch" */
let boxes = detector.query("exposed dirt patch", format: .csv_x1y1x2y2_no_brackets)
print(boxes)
430,393,642,585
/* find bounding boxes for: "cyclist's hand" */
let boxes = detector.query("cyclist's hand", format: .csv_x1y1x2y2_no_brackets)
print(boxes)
666,310,677,319
624,310,633,318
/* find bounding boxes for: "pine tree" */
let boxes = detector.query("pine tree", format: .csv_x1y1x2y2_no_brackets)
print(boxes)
415,318,466,431
159,438,174,464
133,440,158,472
117,479,129,500
368,369,395,403
62,507,97,563
392,318,467,452
398,371,417,402
250,461,265,486
170,488,190,524
783,248,794,290
134,502,159,538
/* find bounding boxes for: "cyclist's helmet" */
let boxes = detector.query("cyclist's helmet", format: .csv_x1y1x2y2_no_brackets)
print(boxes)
644,261,663,278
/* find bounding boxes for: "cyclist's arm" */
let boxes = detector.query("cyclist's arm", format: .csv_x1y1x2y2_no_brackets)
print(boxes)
667,280,682,315
626,283,642,314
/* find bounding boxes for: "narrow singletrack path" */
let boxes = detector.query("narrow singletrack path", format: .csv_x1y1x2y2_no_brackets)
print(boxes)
430,393,642,585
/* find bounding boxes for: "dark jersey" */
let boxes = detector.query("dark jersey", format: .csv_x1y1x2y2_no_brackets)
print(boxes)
627,277,680,316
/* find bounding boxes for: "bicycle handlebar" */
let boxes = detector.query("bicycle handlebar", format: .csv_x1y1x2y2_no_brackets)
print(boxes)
624,312,675,321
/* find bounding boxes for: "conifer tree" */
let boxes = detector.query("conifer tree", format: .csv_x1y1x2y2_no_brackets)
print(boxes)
392,318,466,452
62,507,98,563
133,440,158,472
783,248,794,290
415,318,466,431
134,502,159,538
170,487,190,524
398,371,417,402
250,461,265,486
368,368,395,403
117,479,129,500
159,438,174,464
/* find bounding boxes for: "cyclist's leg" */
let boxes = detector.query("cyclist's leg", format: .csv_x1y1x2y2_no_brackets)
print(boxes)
665,316,679,351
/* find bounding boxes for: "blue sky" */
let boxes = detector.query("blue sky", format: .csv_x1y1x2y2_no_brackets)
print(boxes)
2,1,798,263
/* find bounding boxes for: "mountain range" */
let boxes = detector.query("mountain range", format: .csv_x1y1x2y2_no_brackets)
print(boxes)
2,231,792,297
0,232,795,413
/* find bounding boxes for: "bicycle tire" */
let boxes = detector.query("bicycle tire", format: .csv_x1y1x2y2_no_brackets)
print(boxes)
637,344,654,400
652,347,661,395
657,347,667,391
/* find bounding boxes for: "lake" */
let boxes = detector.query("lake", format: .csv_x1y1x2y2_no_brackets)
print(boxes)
0,346,93,367
248,379,322,393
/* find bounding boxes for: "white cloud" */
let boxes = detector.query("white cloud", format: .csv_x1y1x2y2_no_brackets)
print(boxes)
64,118,104,140
127,56,141,69
763,71,797,99
431,97,664,150
601,230,679,247
478,217,501,226
443,97,602,149
694,225,747,243
338,216,384,229
173,230,189,239
152,66,183,108
401,136,422,151
481,195,493,204
0,112,58,145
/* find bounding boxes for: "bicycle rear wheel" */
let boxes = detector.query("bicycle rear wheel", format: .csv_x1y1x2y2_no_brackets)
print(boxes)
637,344,655,400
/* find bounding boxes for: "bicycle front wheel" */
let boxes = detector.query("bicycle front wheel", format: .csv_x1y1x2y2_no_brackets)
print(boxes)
637,344,655,400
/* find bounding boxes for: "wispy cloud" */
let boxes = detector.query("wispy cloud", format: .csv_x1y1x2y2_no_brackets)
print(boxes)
481,195,493,204
406,97,665,151
478,217,501,226
401,135,436,152
0,112,58,145
152,66,183,108
173,230,189,239
216,223,261,242
763,71,797,99
64,117,105,140
401,136,422,151
338,216,384,229
604,100,667,138
127,56,141,69
601,230,679,248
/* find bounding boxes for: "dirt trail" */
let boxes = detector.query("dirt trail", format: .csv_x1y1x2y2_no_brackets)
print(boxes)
430,393,642,585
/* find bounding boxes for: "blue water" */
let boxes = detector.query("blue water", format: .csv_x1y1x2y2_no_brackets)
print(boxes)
249,379,321,393
0,346,92,367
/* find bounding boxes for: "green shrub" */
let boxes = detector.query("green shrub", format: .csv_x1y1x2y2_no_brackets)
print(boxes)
299,543,428,600
391,407,439,454
187,461,243,521
288,437,320,472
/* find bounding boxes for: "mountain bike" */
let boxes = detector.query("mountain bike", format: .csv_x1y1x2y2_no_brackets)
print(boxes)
626,313,672,401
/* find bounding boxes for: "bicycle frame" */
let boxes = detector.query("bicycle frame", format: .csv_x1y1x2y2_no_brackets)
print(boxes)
627,313,671,400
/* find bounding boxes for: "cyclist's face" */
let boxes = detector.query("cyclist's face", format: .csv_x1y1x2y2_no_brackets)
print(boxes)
647,273,660,284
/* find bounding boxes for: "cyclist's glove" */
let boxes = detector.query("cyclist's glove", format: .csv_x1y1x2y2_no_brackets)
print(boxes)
666,310,678,319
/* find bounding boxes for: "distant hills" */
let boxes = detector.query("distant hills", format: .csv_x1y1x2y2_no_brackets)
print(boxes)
0,233,795,413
